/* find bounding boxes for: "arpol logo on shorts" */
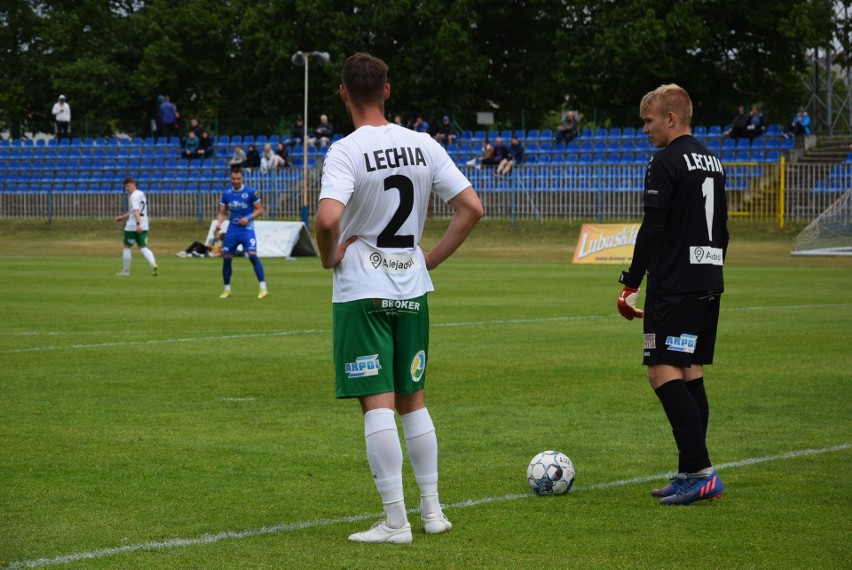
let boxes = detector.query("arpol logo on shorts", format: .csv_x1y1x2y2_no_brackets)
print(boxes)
345,354,382,378
410,350,426,382
665,334,698,353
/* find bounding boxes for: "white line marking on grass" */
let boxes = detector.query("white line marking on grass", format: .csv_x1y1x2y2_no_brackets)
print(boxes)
5,442,850,570
0,329,329,354
216,397,257,402
4,302,851,354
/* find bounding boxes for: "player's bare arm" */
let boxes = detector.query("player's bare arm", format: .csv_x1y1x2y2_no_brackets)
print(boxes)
423,187,483,270
316,197,357,269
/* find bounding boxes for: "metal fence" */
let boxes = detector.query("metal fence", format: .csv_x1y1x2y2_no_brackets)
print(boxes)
1,161,849,226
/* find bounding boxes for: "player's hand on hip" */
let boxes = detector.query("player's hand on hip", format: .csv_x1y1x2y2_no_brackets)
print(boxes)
617,286,644,320
327,235,358,269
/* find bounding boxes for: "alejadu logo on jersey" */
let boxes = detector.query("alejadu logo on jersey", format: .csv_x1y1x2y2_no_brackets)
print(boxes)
666,334,697,353
365,251,419,273
346,354,382,378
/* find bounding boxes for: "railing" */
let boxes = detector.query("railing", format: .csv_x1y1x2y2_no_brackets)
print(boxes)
1,162,849,226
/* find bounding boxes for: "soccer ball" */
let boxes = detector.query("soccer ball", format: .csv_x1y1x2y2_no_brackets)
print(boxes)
527,450,575,496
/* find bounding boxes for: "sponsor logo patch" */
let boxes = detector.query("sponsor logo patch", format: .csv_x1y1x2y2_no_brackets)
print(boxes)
345,354,382,378
644,334,656,349
689,246,723,266
666,334,698,354
365,251,420,273
410,350,426,382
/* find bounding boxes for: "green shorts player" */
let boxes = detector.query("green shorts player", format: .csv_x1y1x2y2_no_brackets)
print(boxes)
114,177,158,276
316,53,483,544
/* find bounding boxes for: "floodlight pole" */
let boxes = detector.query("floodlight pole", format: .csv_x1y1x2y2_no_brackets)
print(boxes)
292,50,329,228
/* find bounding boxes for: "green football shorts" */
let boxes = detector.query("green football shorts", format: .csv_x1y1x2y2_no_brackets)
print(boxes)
123,230,148,248
333,294,429,399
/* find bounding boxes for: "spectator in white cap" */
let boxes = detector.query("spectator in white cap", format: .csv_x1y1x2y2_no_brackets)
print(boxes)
52,95,71,141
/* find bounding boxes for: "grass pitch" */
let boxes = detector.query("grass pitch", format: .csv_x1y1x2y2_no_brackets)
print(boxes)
1,219,850,569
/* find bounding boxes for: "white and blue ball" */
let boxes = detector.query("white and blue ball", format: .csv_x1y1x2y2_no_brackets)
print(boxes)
527,450,575,496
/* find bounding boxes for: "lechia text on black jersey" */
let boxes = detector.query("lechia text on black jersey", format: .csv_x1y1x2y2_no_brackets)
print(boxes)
684,152,723,173
364,146,427,172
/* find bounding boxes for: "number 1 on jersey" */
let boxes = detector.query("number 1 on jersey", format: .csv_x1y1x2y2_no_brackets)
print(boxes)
701,177,714,241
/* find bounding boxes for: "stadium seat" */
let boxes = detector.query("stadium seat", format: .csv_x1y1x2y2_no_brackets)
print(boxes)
608,128,621,138
514,129,526,140
487,130,499,141
539,129,553,140
736,138,750,150
622,127,636,139
723,139,736,150
580,128,593,139
709,125,722,137
780,138,794,150
594,128,607,139
736,151,750,162
500,130,512,140
693,125,707,137
472,130,485,142
766,124,781,136
765,150,781,163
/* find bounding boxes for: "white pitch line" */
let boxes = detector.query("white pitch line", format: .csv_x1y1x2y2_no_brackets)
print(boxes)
3,302,850,355
4,442,850,570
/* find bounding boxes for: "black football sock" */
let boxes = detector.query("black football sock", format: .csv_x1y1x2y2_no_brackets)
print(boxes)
654,380,711,473
685,377,709,439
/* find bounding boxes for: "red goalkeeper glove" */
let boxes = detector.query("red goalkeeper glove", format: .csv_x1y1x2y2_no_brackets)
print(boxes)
617,286,644,320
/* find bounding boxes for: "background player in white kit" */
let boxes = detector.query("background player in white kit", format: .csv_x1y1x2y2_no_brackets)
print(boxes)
114,177,158,276
316,53,483,544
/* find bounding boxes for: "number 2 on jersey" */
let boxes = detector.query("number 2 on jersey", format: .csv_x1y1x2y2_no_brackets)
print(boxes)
377,174,415,248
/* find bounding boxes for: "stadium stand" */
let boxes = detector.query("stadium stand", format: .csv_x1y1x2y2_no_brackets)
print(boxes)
0,125,788,196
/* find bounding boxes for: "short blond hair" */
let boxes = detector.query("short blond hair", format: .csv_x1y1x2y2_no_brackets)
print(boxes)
640,84,693,126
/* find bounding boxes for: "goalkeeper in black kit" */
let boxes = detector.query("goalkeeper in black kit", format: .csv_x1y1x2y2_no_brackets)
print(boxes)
617,84,729,505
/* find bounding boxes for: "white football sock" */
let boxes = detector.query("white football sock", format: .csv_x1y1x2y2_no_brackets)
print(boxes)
122,248,132,272
364,408,407,528
140,247,156,267
401,407,442,517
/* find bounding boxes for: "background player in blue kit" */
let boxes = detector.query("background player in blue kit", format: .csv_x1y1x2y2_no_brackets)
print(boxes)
215,168,268,299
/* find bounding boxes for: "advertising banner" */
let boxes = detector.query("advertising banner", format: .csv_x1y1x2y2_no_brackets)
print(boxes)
572,223,639,265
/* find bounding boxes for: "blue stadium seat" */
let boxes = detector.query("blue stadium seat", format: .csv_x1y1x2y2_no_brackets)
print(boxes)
723,139,736,150
472,130,485,142
607,140,621,152
709,126,722,137
487,130,499,141
513,129,525,140
500,130,512,140
780,138,794,150
765,150,781,163
622,127,636,139
693,125,707,137
539,129,553,140
765,124,781,136
594,128,607,139
736,138,750,150
608,128,621,138
736,151,750,162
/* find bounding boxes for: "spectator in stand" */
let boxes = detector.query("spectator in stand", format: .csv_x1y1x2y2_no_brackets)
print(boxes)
483,136,509,171
244,144,261,170
466,138,494,169
181,130,200,160
51,95,71,141
275,142,289,166
496,135,525,176
229,145,247,167
413,116,430,133
723,105,749,139
745,103,764,142
434,116,456,147
196,131,214,159
160,95,179,138
784,107,811,138
187,118,203,139
284,117,306,149
261,143,286,172
555,110,579,144
310,114,334,147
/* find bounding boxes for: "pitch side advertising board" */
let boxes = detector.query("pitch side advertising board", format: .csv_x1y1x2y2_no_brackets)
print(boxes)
571,223,639,265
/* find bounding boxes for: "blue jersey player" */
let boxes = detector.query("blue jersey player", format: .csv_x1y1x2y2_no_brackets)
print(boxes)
215,168,268,299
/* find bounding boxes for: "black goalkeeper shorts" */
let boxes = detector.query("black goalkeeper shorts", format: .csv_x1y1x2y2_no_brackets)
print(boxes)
642,290,721,368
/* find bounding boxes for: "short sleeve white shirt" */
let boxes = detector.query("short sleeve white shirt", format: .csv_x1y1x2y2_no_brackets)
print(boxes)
320,124,470,302
124,189,150,231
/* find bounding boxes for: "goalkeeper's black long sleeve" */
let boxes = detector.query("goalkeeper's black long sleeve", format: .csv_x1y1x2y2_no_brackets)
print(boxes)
620,207,667,289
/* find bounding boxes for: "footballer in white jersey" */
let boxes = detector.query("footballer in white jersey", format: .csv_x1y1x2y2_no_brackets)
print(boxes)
316,53,482,543
320,123,470,302
113,177,158,276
